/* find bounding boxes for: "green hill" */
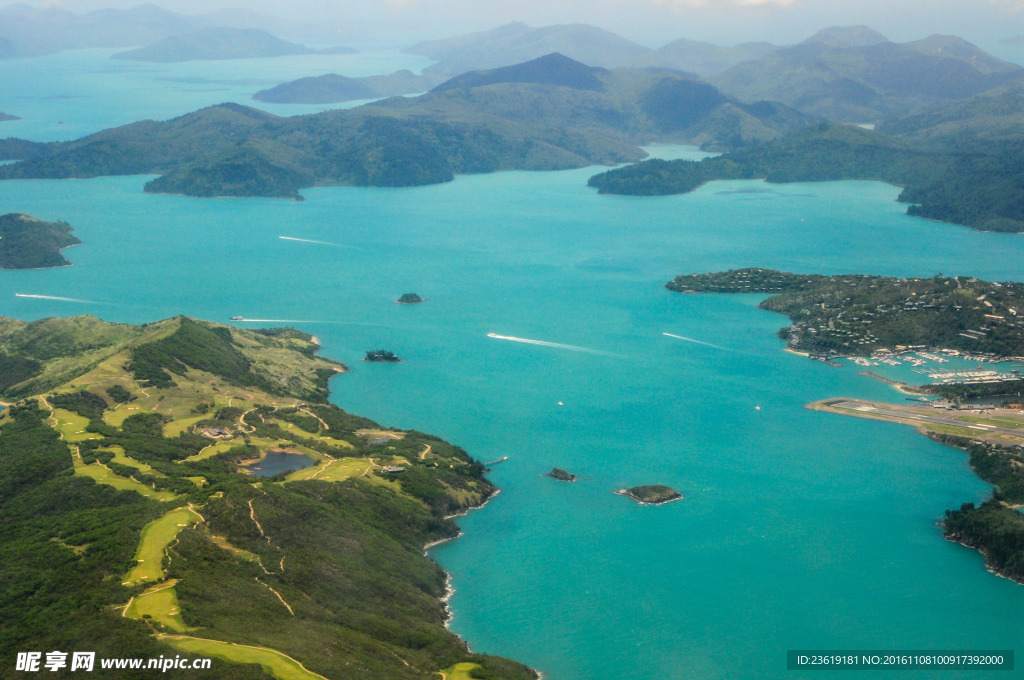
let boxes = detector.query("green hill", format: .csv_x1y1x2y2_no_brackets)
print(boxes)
433,52,608,92
111,27,315,63
879,80,1024,155
0,314,536,679
0,212,80,269
253,70,444,105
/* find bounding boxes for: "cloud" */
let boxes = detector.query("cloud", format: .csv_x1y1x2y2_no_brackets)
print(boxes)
991,0,1024,12
644,0,798,9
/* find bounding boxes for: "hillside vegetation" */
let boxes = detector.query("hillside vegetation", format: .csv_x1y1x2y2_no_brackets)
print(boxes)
0,314,535,679
0,212,80,269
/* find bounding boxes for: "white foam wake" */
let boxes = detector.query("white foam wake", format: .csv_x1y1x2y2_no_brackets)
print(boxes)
663,329,729,350
15,293,96,304
279,236,365,250
232,319,318,323
662,332,729,351
487,332,612,356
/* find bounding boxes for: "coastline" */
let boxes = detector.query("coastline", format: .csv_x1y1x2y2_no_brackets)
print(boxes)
857,371,923,394
946,534,1024,586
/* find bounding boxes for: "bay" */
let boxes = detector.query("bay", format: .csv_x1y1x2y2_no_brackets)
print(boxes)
1,49,1023,680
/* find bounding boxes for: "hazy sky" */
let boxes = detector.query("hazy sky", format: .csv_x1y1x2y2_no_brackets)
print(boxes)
7,0,1024,49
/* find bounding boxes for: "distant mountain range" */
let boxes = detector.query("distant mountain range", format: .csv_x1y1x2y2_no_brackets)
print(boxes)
0,54,813,198
111,27,353,63
0,4,346,59
403,22,782,79
879,80,1024,154
711,33,1021,122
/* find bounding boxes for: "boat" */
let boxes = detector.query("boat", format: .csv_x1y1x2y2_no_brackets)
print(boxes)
230,315,244,321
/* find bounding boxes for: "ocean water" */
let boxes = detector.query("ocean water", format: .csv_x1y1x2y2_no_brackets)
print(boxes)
0,48,431,142
2,51,1024,680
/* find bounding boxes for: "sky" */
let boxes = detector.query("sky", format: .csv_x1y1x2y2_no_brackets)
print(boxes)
5,0,1024,49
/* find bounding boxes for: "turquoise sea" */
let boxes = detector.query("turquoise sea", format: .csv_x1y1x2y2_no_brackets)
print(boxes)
2,50,1024,680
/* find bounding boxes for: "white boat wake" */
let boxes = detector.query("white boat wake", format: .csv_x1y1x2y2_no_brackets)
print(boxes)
487,332,614,356
279,236,366,251
662,332,729,351
15,293,97,304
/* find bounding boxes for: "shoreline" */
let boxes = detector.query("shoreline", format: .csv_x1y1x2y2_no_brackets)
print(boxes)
857,371,924,395
946,535,1024,586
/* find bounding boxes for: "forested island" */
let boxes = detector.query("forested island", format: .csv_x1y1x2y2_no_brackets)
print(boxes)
547,467,577,482
397,293,425,304
667,268,1024,358
111,28,329,63
0,54,814,198
0,212,80,269
588,123,1024,233
0,315,535,679
365,349,402,362
617,485,682,504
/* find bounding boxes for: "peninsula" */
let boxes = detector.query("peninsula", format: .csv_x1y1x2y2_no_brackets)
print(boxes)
0,315,535,679
0,212,80,269
670,267,1024,582
666,269,1024,359
589,123,1024,233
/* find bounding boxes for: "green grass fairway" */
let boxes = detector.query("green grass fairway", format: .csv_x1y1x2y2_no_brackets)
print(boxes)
284,457,373,483
164,412,214,438
443,662,483,680
159,635,328,680
104,403,150,428
179,440,238,463
124,580,190,632
52,408,102,442
102,445,164,476
73,457,178,502
124,507,201,586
